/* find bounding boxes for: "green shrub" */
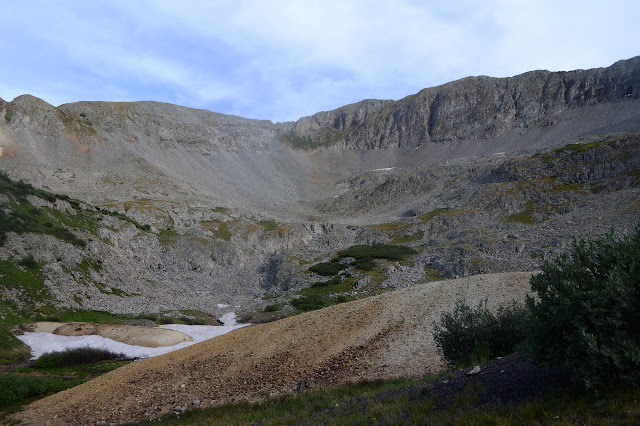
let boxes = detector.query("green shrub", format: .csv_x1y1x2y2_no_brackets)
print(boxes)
432,300,527,368
264,304,282,312
0,374,84,407
290,295,328,312
33,347,130,369
308,262,347,276
178,316,205,325
338,244,417,261
311,276,343,287
337,244,417,271
17,255,39,269
525,224,640,389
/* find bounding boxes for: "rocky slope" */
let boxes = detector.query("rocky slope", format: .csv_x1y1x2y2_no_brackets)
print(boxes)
13,272,533,425
0,58,639,320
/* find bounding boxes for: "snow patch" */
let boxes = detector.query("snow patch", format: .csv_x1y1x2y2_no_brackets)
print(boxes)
373,167,395,172
17,322,249,360
220,312,239,326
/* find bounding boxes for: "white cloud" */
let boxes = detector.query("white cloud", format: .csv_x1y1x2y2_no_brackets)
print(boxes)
0,0,638,121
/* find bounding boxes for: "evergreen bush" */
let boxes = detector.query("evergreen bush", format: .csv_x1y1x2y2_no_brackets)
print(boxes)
432,299,527,368
525,224,640,389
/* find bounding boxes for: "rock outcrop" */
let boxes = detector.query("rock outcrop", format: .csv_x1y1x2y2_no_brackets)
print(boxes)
279,56,640,149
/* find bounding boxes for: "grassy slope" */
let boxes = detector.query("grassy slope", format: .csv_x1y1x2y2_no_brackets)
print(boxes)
131,372,640,425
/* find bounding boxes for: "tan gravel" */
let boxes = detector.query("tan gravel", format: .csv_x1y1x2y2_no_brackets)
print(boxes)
13,272,534,425
25,322,192,347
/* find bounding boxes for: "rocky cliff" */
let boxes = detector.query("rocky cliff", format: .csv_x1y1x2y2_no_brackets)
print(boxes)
279,56,640,149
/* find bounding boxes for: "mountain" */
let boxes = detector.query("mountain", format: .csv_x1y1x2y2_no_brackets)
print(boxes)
0,57,639,326
279,56,640,149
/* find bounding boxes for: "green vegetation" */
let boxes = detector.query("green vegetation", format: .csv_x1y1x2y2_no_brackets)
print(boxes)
0,374,85,409
294,244,417,313
0,172,150,248
423,264,444,282
390,229,424,244
263,304,282,313
258,220,279,232
0,356,132,419
290,295,329,312
432,300,527,368
210,221,232,241
261,293,281,301
311,275,344,288
553,140,604,155
417,207,449,223
17,255,39,270
33,347,130,369
0,260,50,363
337,244,417,270
130,377,640,425
0,202,86,248
258,219,287,237
46,309,136,324
365,222,412,231
157,228,181,246
94,206,151,231
4,111,14,122
278,127,343,150
430,223,640,390
281,130,314,149
526,223,640,389
552,182,584,192
505,201,535,225
308,261,347,276
301,277,354,297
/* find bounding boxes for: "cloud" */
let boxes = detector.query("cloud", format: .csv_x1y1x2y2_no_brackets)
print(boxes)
0,0,638,122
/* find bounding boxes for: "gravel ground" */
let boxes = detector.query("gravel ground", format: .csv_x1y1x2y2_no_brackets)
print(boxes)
12,272,533,425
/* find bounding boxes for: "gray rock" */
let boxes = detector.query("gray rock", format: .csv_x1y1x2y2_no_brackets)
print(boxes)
467,365,481,376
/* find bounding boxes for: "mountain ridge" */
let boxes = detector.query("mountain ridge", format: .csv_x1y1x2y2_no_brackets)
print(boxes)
0,57,639,331
278,56,639,150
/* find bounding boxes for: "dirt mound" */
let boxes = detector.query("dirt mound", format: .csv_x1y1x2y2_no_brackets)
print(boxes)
13,272,533,425
26,322,192,347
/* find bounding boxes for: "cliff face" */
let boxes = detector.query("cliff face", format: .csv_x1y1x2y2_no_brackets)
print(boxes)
280,56,640,149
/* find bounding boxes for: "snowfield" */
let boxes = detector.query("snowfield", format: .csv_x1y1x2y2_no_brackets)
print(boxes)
17,313,249,360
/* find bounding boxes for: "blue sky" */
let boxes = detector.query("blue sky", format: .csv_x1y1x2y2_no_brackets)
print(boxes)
1,1,638,122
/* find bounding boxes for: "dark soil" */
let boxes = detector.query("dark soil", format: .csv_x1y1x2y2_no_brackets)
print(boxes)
418,352,573,407
312,352,574,421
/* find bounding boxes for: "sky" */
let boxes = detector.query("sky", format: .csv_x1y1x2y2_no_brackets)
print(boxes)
0,1,638,123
